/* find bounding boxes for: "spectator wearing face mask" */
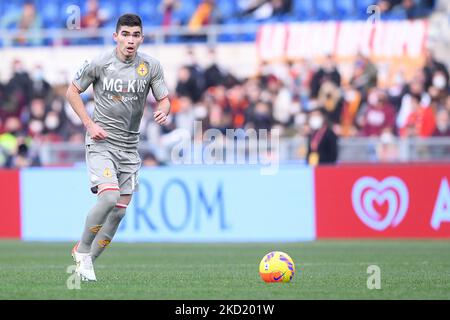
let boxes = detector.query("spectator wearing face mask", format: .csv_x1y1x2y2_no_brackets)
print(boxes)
433,109,450,137
400,94,436,138
423,49,449,91
31,65,52,100
246,100,274,133
2,59,33,119
358,89,396,137
396,77,431,130
428,70,448,105
306,107,338,166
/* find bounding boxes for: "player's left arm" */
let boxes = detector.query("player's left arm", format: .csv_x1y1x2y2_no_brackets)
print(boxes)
150,60,171,126
153,96,171,125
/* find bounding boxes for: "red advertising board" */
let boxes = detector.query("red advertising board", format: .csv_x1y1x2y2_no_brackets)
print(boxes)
0,170,21,238
315,164,450,238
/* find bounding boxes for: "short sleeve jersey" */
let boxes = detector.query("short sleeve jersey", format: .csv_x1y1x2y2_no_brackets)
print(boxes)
73,49,169,150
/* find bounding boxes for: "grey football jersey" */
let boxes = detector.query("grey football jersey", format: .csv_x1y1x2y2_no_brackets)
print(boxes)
73,49,169,150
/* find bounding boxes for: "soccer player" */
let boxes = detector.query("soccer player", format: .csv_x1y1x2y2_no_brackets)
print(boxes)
66,14,170,281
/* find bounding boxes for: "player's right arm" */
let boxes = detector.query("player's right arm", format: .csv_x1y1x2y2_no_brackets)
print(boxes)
66,59,108,141
66,83,108,141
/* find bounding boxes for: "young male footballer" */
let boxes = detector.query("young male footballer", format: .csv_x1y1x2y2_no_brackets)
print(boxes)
66,14,170,281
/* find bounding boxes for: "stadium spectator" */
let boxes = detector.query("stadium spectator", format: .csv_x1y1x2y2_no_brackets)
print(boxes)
396,76,431,130
310,55,341,99
246,100,274,132
238,0,292,20
30,64,52,100
188,0,219,32
0,0,43,46
340,87,362,137
159,0,183,27
358,89,396,137
317,81,344,130
350,53,378,100
306,107,338,165
377,0,403,13
1,59,33,119
0,80,6,114
423,49,450,91
228,83,249,129
271,0,293,16
433,109,450,137
376,128,399,162
391,0,435,19
173,95,196,135
203,48,227,89
81,0,109,29
4,141,41,168
27,98,47,137
0,117,40,168
0,117,22,156
176,66,203,103
205,100,233,133
400,94,436,137
271,76,296,129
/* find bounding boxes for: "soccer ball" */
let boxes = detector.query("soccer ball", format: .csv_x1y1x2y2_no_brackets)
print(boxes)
259,251,295,283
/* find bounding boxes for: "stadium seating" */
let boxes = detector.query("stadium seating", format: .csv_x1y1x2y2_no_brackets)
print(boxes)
0,0,436,45
316,0,335,20
292,0,315,21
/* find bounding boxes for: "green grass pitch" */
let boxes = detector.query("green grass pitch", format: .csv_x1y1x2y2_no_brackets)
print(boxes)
0,240,449,299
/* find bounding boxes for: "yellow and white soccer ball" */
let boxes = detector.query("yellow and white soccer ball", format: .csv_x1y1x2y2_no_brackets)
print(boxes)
259,251,295,283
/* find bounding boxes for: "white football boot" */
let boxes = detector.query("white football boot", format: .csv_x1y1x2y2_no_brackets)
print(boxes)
71,242,97,282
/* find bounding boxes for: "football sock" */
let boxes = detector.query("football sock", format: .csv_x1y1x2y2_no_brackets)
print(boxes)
90,204,127,262
77,189,120,253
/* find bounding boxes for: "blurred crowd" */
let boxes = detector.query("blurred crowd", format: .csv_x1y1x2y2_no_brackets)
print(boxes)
0,0,437,46
1,45,450,167
0,0,447,167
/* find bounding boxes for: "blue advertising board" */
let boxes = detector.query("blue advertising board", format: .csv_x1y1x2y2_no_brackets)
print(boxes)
20,166,315,242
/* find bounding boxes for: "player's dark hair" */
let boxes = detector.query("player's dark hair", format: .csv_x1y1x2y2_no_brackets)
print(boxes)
116,14,142,33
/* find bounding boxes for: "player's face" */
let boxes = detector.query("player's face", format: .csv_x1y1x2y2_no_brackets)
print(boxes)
114,26,144,59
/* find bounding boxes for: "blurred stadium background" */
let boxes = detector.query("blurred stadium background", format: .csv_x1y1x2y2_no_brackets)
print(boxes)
1,0,450,167
1,0,450,300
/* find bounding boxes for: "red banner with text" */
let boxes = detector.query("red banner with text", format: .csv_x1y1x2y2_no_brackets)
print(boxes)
315,164,450,238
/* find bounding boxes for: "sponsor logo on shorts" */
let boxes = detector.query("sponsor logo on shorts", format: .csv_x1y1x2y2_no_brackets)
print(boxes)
103,168,112,178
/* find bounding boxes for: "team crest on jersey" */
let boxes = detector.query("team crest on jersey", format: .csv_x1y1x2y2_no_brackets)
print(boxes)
137,62,148,77
103,167,112,178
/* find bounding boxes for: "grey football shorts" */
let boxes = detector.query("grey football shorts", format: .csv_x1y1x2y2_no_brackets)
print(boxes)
85,142,141,195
